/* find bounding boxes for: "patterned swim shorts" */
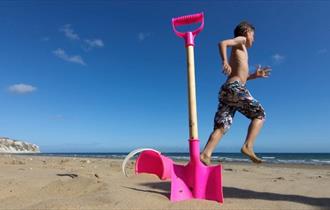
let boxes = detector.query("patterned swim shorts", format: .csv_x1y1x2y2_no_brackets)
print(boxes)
214,80,266,133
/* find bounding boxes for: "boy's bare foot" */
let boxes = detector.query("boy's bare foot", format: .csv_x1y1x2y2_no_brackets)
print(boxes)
241,145,263,164
200,153,211,166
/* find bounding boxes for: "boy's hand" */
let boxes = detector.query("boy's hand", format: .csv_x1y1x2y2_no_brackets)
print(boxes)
222,61,232,76
254,64,271,78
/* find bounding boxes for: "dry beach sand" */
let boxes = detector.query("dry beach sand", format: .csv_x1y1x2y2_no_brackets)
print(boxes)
0,154,329,210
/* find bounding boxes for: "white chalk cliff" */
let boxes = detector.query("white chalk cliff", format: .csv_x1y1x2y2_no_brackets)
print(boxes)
0,137,40,153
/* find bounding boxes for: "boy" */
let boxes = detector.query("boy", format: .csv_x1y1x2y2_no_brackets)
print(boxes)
200,21,271,165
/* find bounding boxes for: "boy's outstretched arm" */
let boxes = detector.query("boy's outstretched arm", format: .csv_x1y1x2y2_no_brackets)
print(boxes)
218,36,246,75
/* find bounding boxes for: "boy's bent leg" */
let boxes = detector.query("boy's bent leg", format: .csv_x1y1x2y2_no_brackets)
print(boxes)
241,118,265,164
200,128,225,165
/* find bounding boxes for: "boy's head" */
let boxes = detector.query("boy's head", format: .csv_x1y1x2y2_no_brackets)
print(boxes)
234,21,255,48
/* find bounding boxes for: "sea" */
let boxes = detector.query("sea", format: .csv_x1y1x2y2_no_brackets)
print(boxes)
26,152,330,166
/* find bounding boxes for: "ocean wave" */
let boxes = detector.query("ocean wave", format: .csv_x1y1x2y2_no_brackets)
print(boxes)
277,159,308,164
219,157,250,162
277,159,330,165
262,156,276,159
311,159,330,164
170,156,190,161
108,155,127,158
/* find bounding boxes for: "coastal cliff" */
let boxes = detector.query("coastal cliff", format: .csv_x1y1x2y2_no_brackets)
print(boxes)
0,137,40,153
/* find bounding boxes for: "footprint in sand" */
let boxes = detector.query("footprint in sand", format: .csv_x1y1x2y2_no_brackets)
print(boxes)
57,173,78,179
10,160,25,165
41,176,106,197
309,175,323,179
273,177,285,182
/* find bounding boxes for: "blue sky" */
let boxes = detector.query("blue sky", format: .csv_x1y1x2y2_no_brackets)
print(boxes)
0,1,329,153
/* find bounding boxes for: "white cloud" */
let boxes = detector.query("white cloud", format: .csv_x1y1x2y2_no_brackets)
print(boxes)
138,32,151,41
52,114,64,120
41,37,50,42
8,84,37,94
84,39,104,48
53,48,86,66
318,48,328,54
60,24,80,40
272,53,285,64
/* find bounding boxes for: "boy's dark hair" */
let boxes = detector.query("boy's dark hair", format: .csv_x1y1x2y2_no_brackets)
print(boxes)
234,21,255,37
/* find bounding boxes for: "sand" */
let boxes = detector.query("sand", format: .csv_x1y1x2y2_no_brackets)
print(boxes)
0,154,329,210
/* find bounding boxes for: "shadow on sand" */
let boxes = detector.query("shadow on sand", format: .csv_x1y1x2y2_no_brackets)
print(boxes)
223,186,330,207
125,181,330,208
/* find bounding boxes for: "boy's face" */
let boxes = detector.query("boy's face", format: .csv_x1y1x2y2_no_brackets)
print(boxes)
245,30,255,48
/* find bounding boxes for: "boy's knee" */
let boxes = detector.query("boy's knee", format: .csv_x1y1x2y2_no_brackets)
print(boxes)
213,127,225,136
258,115,265,121
253,117,265,124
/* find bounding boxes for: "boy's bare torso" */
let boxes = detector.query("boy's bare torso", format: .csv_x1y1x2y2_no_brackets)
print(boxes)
227,44,249,84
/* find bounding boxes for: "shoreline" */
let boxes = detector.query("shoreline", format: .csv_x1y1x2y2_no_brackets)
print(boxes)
3,153,330,169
